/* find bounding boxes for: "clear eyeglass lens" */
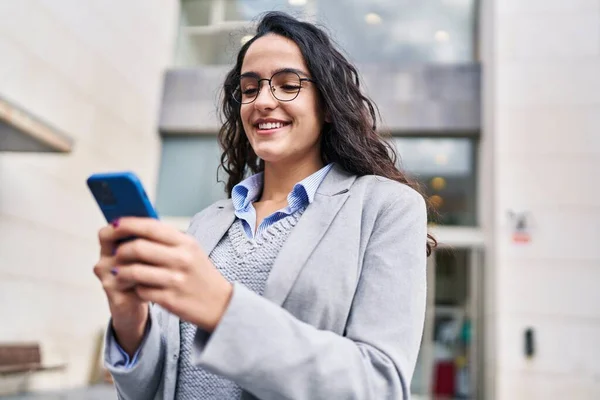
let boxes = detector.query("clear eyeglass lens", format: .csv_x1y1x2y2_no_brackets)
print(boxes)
271,72,301,101
236,71,302,103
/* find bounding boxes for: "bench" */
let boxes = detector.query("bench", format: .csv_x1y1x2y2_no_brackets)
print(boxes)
0,343,65,375
0,343,67,395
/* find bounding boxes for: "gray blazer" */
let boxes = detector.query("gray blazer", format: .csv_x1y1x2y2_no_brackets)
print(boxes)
105,165,428,400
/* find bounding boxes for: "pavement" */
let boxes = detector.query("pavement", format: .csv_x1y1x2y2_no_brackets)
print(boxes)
0,385,116,399
0,385,430,399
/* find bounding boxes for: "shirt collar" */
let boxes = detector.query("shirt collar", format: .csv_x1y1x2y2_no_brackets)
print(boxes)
231,163,333,212
292,163,333,204
231,172,263,211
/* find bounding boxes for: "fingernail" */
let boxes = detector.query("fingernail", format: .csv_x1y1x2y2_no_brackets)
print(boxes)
111,219,120,228
111,268,118,276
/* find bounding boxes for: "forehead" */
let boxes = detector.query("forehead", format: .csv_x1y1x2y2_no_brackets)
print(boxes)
241,34,309,75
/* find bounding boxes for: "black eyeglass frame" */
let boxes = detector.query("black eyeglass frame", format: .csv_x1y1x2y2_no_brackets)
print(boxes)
232,70,316,104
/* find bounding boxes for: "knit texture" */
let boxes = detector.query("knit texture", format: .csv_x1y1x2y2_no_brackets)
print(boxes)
175,207,305,400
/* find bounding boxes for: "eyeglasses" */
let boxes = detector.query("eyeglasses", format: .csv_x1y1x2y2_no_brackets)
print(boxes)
232,70,315,104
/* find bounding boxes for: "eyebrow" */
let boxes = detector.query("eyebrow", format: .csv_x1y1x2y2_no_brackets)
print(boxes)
239,67,310,79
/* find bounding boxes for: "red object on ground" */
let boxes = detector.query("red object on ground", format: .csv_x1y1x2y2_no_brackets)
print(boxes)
433,361,455,396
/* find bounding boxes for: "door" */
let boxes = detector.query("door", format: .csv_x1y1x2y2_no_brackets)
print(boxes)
411,246,484,399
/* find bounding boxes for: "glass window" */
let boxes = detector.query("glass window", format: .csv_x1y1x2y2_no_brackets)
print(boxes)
176,0,478,66
156,135,477,225
393,137,477,226
156,135,227,217
319,0,477,64
223,0,306,21
180,0,212,26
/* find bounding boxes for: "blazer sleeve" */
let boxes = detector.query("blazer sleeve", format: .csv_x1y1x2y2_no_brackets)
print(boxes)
102,208,212,400
104,304,167,400
192,188,428,400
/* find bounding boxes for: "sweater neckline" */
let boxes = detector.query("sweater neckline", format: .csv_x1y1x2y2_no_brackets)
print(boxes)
227,207,306,258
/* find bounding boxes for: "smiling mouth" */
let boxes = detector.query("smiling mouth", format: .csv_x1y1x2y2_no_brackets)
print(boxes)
256,121,291,131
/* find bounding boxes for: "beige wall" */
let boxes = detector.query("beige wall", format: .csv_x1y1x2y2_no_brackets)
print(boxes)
490,0,600,398
0,0,179,390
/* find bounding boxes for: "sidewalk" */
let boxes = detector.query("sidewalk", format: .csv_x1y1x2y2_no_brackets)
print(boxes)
0,385,116,399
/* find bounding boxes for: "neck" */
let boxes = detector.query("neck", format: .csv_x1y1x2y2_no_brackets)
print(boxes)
260,156,324,202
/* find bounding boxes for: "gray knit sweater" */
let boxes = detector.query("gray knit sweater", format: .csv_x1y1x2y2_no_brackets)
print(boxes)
174,208,305,399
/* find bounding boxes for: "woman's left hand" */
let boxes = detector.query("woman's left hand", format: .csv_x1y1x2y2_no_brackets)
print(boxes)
109,217,233,332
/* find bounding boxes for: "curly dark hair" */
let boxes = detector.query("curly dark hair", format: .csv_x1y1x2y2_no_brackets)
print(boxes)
218,11,436,255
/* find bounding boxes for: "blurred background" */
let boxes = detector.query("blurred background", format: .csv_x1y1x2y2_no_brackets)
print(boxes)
0,0,598,399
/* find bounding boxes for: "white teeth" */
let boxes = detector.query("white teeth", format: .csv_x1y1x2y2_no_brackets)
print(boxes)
258,122,284,130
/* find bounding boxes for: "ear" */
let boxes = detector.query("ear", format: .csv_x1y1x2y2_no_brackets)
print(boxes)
324,109,332,123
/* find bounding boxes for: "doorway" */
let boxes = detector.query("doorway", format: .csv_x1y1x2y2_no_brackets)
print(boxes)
411,245,485,399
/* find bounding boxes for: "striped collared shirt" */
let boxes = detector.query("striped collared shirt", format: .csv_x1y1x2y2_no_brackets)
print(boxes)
231,163,334,239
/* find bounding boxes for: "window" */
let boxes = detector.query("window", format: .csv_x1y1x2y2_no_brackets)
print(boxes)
393,137,477,226
176,0,478,66
156,135,477,226
156,135,226,217
318,0,477,64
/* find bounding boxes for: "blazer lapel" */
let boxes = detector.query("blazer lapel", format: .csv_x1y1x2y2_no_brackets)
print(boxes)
263,165,356,306
192,199,236,255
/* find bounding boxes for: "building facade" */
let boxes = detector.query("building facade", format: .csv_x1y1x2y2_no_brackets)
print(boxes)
0,0,180,391
0,0,599,398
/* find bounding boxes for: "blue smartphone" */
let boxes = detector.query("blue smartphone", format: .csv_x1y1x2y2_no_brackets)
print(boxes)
86,171,158,223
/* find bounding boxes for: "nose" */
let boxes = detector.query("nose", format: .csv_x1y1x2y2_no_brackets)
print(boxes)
253,82,278,111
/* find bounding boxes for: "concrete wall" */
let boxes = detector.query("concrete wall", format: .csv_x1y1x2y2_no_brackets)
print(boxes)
490,0,600,398
0,0,179,391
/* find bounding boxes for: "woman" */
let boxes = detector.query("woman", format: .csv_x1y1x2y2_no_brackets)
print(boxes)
95,11,435,400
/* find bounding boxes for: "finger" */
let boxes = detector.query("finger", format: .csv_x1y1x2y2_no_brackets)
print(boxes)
108,288,144,307
114,238,181,268
93,257,116,281
104,272,137,292
114,264,184,289
112,217,190,247
113,278,138,292
94,261,136,292
134,286,174,312
93,257,128,287
98,225,118,256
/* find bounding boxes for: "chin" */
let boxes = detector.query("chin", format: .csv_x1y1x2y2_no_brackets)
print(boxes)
252,145,288,164
255,152,287,164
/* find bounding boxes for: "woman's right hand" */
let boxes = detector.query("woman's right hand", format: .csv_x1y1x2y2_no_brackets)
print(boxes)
94,223,149,358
